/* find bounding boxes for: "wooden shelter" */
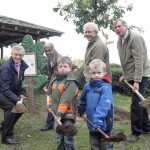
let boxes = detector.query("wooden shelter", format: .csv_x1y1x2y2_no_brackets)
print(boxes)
0,15,63,59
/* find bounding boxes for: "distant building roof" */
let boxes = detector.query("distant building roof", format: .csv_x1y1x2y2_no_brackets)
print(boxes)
0,15,63,47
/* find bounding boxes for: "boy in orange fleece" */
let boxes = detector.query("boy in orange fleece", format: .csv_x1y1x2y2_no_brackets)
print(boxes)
47,56,79,150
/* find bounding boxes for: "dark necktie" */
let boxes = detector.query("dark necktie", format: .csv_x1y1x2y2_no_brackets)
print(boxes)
15,63,20,79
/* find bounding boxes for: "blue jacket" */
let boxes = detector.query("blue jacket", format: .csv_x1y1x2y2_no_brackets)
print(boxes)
78,79,114,134
0,57,28,103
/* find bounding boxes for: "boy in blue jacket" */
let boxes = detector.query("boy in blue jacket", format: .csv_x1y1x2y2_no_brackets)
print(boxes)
78,59,114,150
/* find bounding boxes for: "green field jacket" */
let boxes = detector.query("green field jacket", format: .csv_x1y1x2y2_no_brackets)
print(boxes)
84,36,111,78
117,30,150,82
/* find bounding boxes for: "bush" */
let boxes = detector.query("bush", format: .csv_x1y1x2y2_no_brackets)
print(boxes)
74,64,150,97
0,57,8,65
23,75,48,92
111,68,131,95
73,66,85,90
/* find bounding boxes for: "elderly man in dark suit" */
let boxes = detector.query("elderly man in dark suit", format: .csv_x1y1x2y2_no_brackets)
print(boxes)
0,45,28,145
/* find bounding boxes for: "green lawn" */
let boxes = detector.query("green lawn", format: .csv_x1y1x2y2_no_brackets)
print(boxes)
0,93,150,150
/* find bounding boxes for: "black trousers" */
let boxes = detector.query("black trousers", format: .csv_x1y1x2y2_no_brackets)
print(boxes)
46,111,54,127
129,77,150,136
0,93,23,139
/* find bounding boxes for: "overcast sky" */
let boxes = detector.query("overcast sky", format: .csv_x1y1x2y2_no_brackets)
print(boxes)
0,0,150,64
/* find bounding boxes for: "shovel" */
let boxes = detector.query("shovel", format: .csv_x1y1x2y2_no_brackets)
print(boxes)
81,115,127,142
49,109,77,136
123,79,150,109
11,97,26,113
46,95,77,136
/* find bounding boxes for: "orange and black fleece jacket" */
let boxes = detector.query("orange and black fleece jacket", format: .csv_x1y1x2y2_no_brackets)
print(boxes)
48,72,79,122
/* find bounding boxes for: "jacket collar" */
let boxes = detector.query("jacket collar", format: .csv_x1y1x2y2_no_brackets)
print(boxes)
9,57,28,71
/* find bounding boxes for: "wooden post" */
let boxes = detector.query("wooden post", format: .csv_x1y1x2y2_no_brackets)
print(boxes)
0,46,3,59
26,76,36,114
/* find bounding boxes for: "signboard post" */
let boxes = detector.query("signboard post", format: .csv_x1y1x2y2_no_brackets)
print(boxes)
23,53,37,76
23,52,37,113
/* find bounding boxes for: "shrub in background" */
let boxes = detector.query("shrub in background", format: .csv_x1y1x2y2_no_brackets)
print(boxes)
74,63,150,97
0,57,8,66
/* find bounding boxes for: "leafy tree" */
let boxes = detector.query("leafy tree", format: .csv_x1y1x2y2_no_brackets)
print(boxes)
22,35,47,75
53,0,133,37
22,35,47,113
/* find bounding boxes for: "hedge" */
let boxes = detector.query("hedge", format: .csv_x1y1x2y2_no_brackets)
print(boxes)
74,66,150,97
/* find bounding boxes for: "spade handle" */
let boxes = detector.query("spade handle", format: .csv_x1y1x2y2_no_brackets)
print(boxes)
124,80,145,101
81,115,109,138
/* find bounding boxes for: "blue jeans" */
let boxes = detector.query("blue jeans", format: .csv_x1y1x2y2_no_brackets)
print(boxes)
56,119,75,150
89,132,113,150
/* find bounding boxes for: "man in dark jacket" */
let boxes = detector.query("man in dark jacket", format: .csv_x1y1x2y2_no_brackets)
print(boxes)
0,45,28,145
41,42,62,131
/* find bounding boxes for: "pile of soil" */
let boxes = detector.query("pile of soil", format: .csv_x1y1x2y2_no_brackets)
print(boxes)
115,107,130,121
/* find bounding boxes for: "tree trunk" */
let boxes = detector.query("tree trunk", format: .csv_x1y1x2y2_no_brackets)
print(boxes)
26,76,36,114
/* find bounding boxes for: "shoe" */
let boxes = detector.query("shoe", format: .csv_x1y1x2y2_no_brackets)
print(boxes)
41,125,53,131
1,137,20,145
127,134,141,142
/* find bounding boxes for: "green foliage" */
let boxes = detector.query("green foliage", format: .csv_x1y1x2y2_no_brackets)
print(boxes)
111,68,150,96
0,57,8,66
73,59,84,68
22,35,35,53
53,0,133,37
111,68,129,94
146,78,150,96
73,65,85,89
110,63,121,68
22,35,46,75
21,35,47,91
23,75,48,92
74,63,150,96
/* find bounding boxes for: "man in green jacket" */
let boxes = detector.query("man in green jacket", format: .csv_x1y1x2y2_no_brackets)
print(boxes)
114,18,150,142
83,22,111,81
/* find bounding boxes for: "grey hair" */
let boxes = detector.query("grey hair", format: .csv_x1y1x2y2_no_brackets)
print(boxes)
43,42,54,50
11,45,25,54
83,22,99,33
113,18,128,28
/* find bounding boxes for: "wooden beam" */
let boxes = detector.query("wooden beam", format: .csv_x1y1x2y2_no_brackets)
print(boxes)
0,46,3,59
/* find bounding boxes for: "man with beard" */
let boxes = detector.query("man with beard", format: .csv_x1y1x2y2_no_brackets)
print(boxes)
41,42,62,131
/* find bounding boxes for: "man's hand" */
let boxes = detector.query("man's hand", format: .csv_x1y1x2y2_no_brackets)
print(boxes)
19,95,26,99
16,100,22,105
12,98,26,113
43,86,48,93
119,76,125,83
77,113,83,117
93,124,99,132
133,82,139,91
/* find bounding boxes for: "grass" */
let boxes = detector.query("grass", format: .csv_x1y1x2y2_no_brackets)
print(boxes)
0,92,150,150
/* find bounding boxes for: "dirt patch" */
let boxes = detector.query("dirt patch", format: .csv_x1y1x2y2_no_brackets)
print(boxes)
76,107,130,122
115,107,130,121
